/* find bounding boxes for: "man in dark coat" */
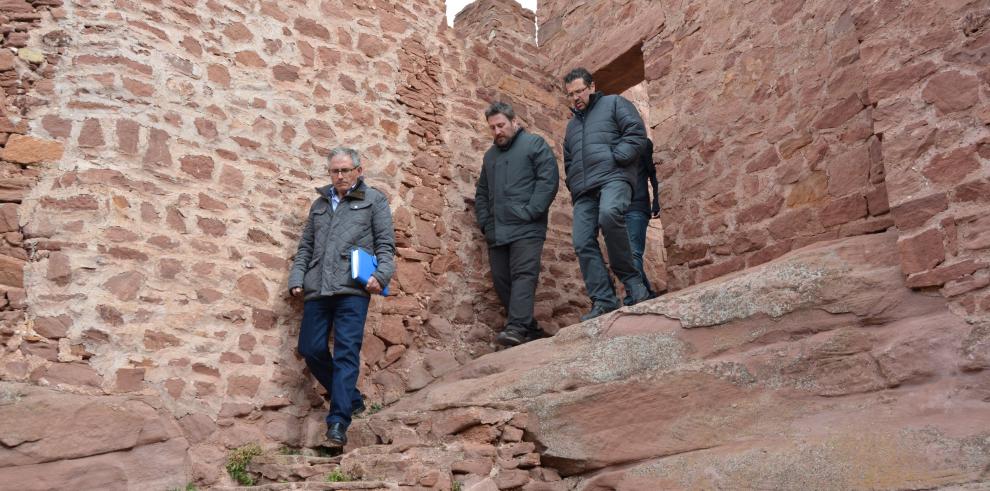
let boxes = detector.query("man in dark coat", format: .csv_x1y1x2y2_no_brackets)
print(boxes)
562,67,651,320
288,147,395,447
475,102,559,347
624,138,661,305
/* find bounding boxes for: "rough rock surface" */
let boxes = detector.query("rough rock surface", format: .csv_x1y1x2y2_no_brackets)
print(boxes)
0,383,190,490
0,0,987,488
383,232,990,489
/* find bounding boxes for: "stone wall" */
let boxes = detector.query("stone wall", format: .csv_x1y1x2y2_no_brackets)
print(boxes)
0,0,590,487
537,0,990,319
0,0,64,379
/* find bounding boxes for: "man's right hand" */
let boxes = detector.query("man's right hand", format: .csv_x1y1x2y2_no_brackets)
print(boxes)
290,287,302,297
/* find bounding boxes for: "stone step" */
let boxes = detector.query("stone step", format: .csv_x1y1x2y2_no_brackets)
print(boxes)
210,481,397,491
250,454,344,483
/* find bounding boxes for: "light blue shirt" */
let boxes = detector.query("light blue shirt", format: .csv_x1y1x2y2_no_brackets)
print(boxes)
329,179,360,211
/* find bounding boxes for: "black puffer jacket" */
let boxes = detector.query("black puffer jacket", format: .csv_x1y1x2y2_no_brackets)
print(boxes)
563,92,648,198
475,129,559,247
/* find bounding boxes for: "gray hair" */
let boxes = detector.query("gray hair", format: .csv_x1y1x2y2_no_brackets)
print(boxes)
328,147,361,168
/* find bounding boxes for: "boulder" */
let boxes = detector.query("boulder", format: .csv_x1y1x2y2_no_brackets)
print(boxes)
0,383,189,490
389,232,990,488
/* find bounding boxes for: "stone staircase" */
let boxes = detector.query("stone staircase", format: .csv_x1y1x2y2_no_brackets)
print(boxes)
210,452,396,491
210,405,566,491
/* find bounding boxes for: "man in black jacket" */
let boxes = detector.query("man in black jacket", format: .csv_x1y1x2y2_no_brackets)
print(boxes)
624,138,661,305
475,102,559,347
562,67,651,320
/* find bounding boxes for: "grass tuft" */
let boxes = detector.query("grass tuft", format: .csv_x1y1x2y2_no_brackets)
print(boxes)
225,443,263,485
325,468,351,482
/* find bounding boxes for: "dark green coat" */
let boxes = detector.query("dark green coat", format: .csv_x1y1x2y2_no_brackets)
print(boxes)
475,129,559,247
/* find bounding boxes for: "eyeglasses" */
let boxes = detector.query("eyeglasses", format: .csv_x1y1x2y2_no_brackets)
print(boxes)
566,85,590,99
329,167,356,176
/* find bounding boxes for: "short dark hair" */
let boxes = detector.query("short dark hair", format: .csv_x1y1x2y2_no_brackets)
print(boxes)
564,67,593,86
484,101,515,120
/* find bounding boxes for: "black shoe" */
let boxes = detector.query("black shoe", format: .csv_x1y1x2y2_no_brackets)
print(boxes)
625,281,651,306
325,422,347,446
352,398,366,417
351,392,367,416
524,328,549,341
580,302,618,322
496,326,528,347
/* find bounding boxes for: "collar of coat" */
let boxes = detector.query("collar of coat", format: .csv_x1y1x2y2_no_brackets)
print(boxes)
570,91,604,118
316,177,366,202
495,127,526,151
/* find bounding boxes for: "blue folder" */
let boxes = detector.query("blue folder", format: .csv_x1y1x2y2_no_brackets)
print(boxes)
351,248,389,296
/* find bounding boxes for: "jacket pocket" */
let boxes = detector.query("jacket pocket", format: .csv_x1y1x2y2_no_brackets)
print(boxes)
303,264,321,294
507,203,532,223
347,202,373,211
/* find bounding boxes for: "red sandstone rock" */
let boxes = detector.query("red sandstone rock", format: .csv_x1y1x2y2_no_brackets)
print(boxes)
0,254,25,288
32,314,71,339
45,252,70,286
1,135,63,164
294,18,330,40
814,94,864,129
234,50,267,67
272,63,299,82
923,146,980,186
0,384,188,489
236,274,269,302
906,259,986,288
358,33,388,58
143,330,181,351
897,228,946,274
102,271,144,301
179,155,214,179
820,193,867,227
42,363,102,388
922,70,980,114
143,128,172,168
227,375,261,397
390,232,990,487
867,61,937,103
890,193,948,230
196,216,226,237
114,367,145,392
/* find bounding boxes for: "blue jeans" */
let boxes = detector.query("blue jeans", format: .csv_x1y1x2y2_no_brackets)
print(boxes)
624,210,654,305
298,295,370,428
572,180,647,307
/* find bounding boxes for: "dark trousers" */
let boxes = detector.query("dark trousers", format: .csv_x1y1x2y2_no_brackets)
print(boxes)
624,210,655,305
297,294,370,428
488,237,544,331
572,180,644,306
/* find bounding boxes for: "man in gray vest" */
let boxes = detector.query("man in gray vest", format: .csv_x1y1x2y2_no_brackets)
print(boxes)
475,102,559,347
562,67,651,320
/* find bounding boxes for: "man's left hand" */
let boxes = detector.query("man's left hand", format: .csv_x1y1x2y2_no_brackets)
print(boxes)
651,200,661,218
366,276,383,294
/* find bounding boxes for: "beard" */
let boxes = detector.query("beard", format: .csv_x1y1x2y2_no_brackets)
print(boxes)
493,128,517,148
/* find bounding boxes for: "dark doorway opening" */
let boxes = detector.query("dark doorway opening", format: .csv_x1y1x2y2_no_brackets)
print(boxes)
593,42,645,95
